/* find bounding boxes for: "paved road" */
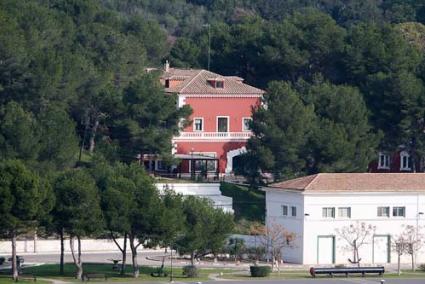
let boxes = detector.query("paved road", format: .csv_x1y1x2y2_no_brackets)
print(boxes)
203,281,425,284
19,251,250,268
110,280,425,284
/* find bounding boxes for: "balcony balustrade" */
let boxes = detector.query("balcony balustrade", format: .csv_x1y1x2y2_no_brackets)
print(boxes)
173,131,252,140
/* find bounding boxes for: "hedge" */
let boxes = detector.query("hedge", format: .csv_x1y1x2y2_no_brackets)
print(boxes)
250,265,271,277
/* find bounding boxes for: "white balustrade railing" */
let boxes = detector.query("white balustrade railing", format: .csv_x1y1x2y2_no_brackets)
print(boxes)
174,131,252,140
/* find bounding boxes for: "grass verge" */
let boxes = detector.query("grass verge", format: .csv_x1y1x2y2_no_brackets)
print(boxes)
18,263,237,283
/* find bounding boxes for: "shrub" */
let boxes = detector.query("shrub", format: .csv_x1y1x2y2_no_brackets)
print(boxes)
250,265,271,277
182,265,198,278
419,263,425,272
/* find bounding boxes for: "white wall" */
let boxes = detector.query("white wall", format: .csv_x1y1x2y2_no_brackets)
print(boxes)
265,189,425,265
0,238,126,254
265,190,304,263
156,183,233,213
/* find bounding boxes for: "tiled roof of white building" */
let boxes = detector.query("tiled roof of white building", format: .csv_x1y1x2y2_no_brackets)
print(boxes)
268,173,425,192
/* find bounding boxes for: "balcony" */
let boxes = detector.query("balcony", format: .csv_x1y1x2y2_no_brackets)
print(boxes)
173,131,252,141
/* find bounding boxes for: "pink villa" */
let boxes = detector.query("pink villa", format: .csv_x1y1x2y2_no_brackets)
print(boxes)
143,62,264,178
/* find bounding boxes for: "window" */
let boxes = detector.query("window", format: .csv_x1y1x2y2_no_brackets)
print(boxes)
378,152,390,169
400,151,411,171
165,79,170,88
242,117,252,132
193,118,203,132
216,80,224,88
291,206,297,217
338,207,351,218
156,160,167,171
282,205,288,216
377,206,390,217
190,152,217,172
322,207,335,218
393,207,406,217
217,117,229,132
194,160,217,172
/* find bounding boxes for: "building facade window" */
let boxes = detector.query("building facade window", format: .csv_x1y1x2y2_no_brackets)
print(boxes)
216,80,224,88
377,206,390,217
322,207,335,218
338,207,351,218
282,205,288,216
217,117,229,132
291,206,297,217
378,152,390,169
400,151,412,171
193,117,203,132
242,117,252,132
393,206,406,217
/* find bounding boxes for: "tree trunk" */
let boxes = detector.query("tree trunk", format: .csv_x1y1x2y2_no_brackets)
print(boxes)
129,234,139,278
78,112,90,162
70,236,83,280
11,233,18,281
356,248,360,267
88,118,99,153
60,229,64,275
190,252,195,266
121,234,127,275
111,232,128,275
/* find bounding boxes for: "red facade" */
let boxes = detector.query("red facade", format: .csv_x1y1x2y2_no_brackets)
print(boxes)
368,150,423,173
161,63,264,175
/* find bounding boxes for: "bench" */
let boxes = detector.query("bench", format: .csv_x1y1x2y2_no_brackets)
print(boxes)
83,273,108,281
17,274,37,282
310,266,385,278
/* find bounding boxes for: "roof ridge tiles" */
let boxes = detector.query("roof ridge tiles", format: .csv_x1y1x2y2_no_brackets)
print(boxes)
179,69,204,93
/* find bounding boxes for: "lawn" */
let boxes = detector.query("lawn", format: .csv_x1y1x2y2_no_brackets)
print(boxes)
220,269,425,280
17,263,237,283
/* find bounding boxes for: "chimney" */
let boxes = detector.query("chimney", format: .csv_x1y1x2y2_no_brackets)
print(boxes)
164,60,170,72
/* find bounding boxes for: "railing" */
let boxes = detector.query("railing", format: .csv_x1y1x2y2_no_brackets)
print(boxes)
174,131,252,140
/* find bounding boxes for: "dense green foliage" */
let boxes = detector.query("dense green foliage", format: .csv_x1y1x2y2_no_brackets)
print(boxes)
0,160,53,237
1,0,425,180
175,196,234,265
0,160,53,279
220,183,265,222
1,2,425,277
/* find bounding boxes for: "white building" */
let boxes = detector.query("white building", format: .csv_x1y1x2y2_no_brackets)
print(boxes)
156,182,233,213
263,173,425,265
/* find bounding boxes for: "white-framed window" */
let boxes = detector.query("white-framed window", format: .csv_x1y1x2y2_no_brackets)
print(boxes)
242,117,252,132
322,207,335,218
393,206,406,217
378,152,390,169
377,206,390,217
291,206,297,217
338,207,351,218
282,205,288,216
193,117,204,132
400,151,412,171
217,116,229,132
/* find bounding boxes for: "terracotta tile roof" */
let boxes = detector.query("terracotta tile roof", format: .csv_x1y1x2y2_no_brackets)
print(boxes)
268,173,425,192
162,68,264,95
